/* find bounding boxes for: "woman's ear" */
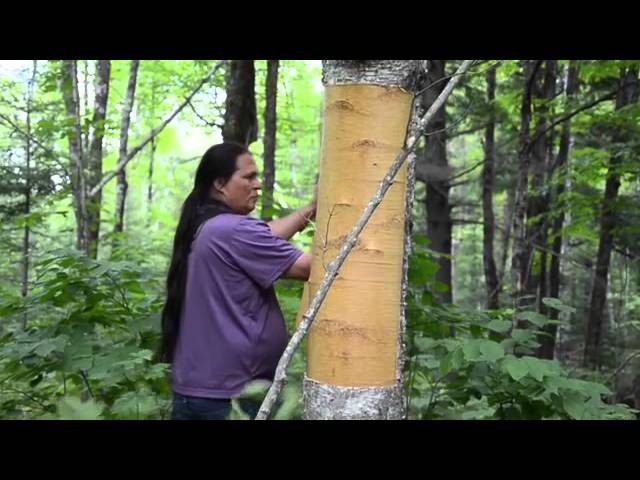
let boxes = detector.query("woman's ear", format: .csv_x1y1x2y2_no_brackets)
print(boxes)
213,178,226,196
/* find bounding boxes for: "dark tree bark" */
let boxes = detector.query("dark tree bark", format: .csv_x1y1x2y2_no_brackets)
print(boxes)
583,67,639,369
524,61,557,310
261,60,279,221
499,184,515,283
482,64,500,310
86,60,111,259
537,62,579,359
421,60,452,304
222,60,258,146
512,60,542,317
113,60,140,243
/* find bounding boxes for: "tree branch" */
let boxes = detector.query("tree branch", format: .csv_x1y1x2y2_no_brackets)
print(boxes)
607,351,640,385
87,61,226,199
255,60,477,420
0,113,70,177
525,88,621,153
187,99,219,128
448,121,493,139
447,158,485,183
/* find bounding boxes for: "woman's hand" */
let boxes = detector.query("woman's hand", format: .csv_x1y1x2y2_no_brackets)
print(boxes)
307,183,318,221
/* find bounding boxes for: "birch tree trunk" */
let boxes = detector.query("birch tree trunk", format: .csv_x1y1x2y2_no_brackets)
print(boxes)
61,60,89,253
113,60,140,244
303,60,422,419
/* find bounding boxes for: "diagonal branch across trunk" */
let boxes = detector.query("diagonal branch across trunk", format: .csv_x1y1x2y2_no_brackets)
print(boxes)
256,60,476,420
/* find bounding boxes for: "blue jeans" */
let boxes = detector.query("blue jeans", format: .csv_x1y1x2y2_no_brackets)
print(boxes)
171,392,262,420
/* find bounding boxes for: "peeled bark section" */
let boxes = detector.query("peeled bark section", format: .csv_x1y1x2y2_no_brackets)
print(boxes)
303,60,419,419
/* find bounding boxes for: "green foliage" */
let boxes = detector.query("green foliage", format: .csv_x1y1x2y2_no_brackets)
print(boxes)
405,239,636,420
1,60,639,421
0,250,170,419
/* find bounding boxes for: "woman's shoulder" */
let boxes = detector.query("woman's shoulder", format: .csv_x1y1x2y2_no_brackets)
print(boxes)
197,213,243,239
199,214,268,239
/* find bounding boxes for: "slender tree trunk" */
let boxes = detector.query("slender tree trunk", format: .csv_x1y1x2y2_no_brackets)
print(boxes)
21,61,37,330
583,68,639,369
536,126,554,318
511,60,541,317
88,62,224,200
534,62,558,317
482,64,499,310
83,61,90,154
222,60,258,146
86,60,111,259
421,60,452,304
524,61,557,310
113,60,140,245
538,62,579,359
499,184,515,282
261,60,279,221
147,81,156,211
303,60,422,420
61,61,89,253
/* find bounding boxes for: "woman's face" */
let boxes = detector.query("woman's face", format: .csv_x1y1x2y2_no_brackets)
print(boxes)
215,153,261,214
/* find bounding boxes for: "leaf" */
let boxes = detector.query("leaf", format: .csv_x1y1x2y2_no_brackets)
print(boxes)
522,356,547,382
91,264,112,277
414,337,436,352
34,337,67,357
133,349,153,361
543,375,571,395
63,343,93,372
503,356,528,381
511,329,535,344
462,341,482,361
478,340,505,363
542,297,576,314
57,396,102,420
408,256,438,284
486,319,512,333
123,280,145,295
413,234,430,246
562,392,587,420
440,348,464,376
516,311,551,327
111,391,159,419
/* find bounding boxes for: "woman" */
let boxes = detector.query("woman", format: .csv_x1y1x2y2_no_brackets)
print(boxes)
159,142,314,420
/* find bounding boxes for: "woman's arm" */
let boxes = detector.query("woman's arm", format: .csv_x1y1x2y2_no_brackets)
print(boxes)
282,252,312,281
268,204,315,240
268,184,317,240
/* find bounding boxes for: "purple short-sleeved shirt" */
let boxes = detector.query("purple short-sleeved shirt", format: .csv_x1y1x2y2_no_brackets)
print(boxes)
171,213,303,399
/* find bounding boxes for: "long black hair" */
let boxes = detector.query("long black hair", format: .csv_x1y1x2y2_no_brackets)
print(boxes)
158,142,248,363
